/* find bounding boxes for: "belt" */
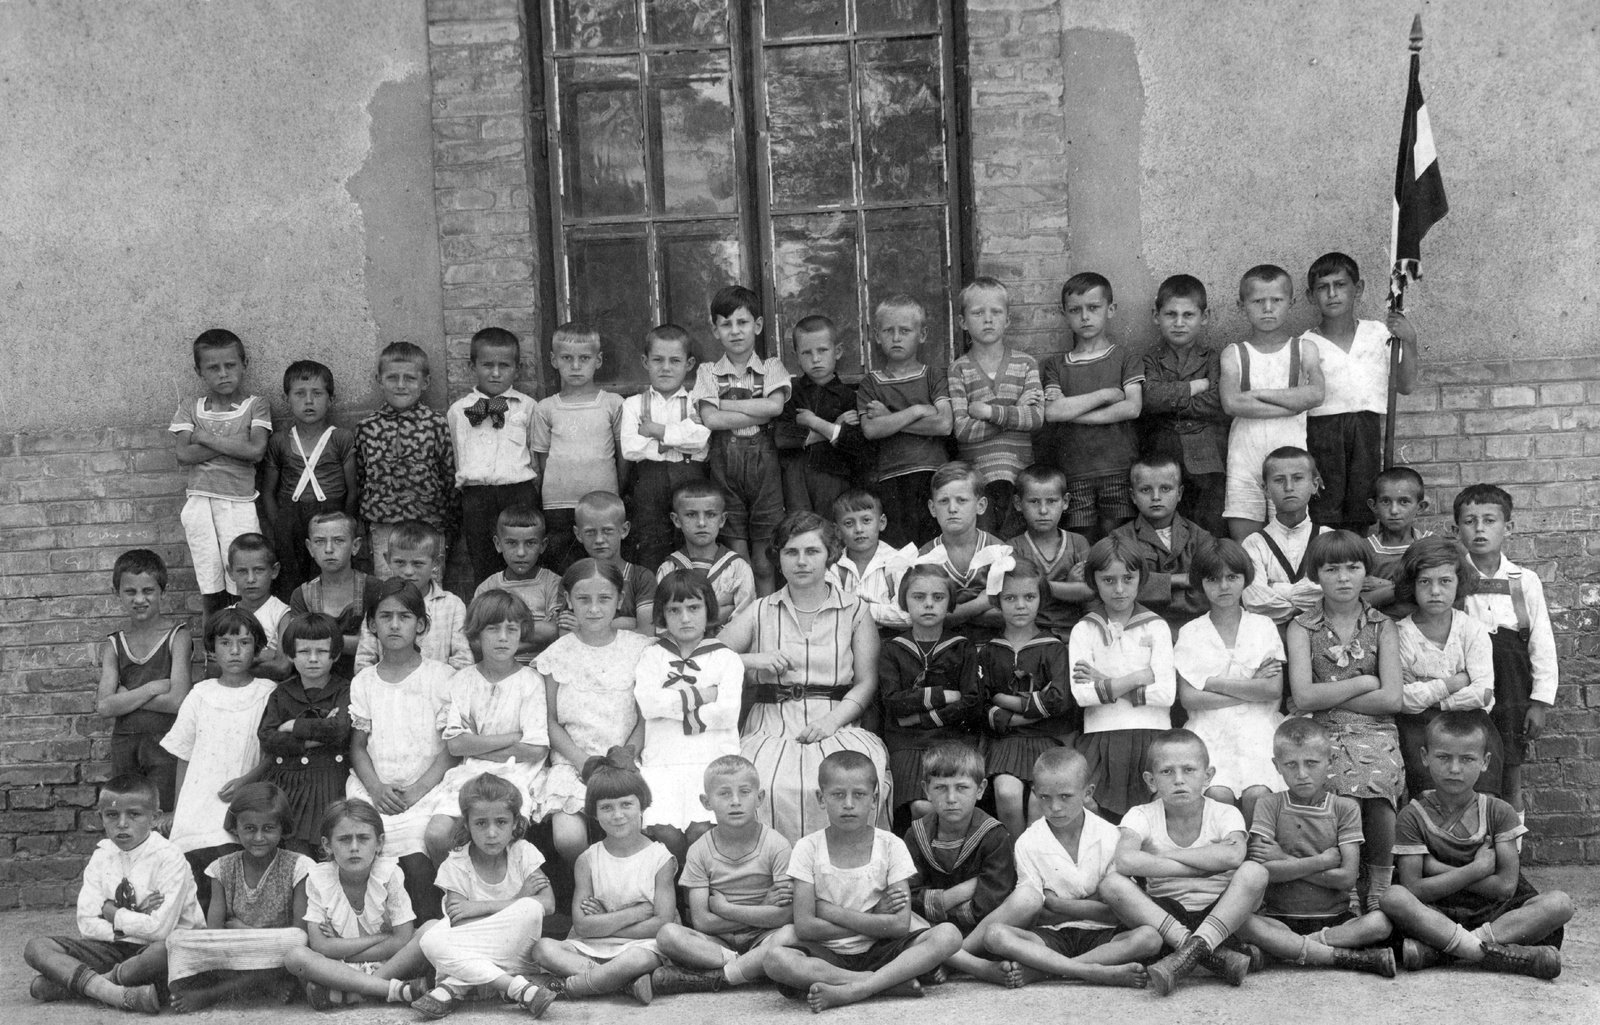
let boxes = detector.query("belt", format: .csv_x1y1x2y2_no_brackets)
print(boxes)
751,683,851,704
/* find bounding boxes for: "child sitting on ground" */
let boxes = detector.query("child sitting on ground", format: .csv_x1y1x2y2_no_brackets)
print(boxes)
621,324,710,572
473,505,563,661
1237,718,1395,976
1361,466,1433,616
1007,464,1094,640
979,748,1160,989
1242,447,1332,625
904,743,1016,943
656,480,757,624
764,750,963,1012
1140,274,1230,537
1042,273,1143,543
97,549,191,822
949,277,1045,536
1099,730,1267,996
1174,538,1285,826
857,294,953,548
24,774,204,1014
650,755,794,996
1111,455,1215,627
1381,712,1572,978
165,783,313,1012
1220,265,1325,541
829,488,914,632
878,565,982,829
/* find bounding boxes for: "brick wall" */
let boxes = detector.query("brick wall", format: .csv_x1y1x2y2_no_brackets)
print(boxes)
428,0,545,395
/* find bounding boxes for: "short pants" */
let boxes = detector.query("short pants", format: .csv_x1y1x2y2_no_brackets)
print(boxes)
710,434,784,544
1064,470,1134,530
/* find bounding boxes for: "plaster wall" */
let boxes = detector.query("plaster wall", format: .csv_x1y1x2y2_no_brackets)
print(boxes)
0,0,445,433
1053,0,1598,357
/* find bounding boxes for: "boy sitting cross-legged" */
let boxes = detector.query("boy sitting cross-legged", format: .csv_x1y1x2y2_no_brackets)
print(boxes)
764,750,963,1012
1098,729,1268,996
650,755,794,996
1235,718,1396,976
904,743,1016,942
25,774,205,1013
978,747,1161,989
1380,711,1572,978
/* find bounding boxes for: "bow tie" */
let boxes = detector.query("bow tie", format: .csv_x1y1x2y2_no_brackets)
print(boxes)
464,395,510,428
664,656,702,688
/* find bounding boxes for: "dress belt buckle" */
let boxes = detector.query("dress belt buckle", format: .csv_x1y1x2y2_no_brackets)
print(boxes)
778,682,808,703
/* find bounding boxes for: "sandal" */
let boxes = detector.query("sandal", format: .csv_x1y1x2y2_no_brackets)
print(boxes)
411,985,461,1019
520,986,558,1020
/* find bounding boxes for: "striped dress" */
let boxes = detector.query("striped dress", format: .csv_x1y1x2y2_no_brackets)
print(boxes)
733,586,892,841
947,346,1045,485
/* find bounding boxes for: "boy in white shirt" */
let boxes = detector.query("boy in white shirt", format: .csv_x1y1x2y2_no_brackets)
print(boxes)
1241,448,1331,625
828,489,913,631
621,324,711,572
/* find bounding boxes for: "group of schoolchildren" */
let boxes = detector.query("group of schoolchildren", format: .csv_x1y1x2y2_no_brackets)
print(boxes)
23,254,1574,1018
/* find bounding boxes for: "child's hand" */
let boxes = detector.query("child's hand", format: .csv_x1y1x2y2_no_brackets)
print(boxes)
1068,561,1086,583
522,874,551,896
835,410,860,427
968,400,993,421
144,677,173,697
1019,390,1043,408
1044,385,1063,401
1525,703,1548,740
580,897,609,916
1189,378,1210,396
368,782,409,815
135,890,166,915
696,685,719,704
277,720,298,733
217,776,247,803
318,921,339,939
443,894,466,921
1254,658,1285,680
1247,836,1285,862
873,888,909,914
557,610,577,633
1473,840,1498,875
1386,309,1417,344
763,880,794,907
863,400,891,420
1073,661,1108,687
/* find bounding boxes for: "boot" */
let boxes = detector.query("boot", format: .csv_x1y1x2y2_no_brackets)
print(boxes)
1479,943,1561,980
1148,936,1208,996
1199,945,1252,986
1332,946,1397,978
649,965,724,996
1237,942,1265,973
1401,938,1448,972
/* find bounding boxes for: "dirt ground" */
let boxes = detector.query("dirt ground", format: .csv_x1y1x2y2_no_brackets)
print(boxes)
1,867,1595,1025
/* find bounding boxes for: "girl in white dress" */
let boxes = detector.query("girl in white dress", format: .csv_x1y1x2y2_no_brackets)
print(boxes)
346,579,456,921
532,754,678,1005
413,773,558,1019
282,799,430,1009
423,590,551,863
634,570,744,859
536,559,654,865
1174,538,1286,825
160,608,277,896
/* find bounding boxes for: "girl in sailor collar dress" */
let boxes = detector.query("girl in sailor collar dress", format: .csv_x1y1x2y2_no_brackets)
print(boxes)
633,571,745,851
1068,536,1176,821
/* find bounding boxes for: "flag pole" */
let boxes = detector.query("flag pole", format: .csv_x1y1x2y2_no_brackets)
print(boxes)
1384,14,1425,470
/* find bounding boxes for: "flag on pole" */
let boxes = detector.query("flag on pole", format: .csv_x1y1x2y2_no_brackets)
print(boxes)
1390,17,1448,303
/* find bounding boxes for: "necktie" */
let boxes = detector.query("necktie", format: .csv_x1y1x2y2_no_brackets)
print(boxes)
464,396,509,428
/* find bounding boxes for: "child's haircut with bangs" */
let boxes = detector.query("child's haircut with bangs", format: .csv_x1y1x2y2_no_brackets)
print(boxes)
224,781,294,834
1156,274,1207,311
1422,708,1492,754
113,548,169,592
283,359,335,396
1190,537,1255,586
1084,534,1147,585
103,772,163,809
1306,251,1362,290
204,607,268,652
388,519,443,561
1239,263,1294,300
710,284,761,322
550,322,599,354
471,326,522,362
365,578,431,632
496,503,547,535
1305,529,1373,576
1393,535,1480,607
450,772,529,850
378,340,431,375
192,327,246,370
958,276,1008,310
921,741,985,784
1146,727,1210,773
670,478,727,512
307,509,360,536
652,568,722,630
930,460,983,497
282,611,345,661
582,749,653,820
831,487,883,519
645,323,694,358
464,588,538,643
990,558,1047,607
1452,483,1514,522
1062,271,1113,305
227,531,278,567
897,562,954,611
874,293,927,328
1016,463,1068,496
703,753,760,791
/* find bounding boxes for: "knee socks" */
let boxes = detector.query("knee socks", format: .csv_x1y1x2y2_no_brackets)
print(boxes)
1364,864,1393,912
1156,914,1192,949
1192,914,1230,951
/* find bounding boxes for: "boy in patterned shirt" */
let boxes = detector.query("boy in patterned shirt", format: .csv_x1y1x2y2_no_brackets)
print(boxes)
692,285,791,594
355,342,457,580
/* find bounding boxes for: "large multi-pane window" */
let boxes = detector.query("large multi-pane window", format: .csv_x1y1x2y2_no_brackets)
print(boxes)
538,0,966,386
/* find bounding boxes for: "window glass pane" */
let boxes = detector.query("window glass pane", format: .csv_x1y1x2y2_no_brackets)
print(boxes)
649,52,737,216
647,0,728,45
566,228,652,385
762,0,846,40
764,44,854,209
771,212,862,376
554,0,639,50
864,206,950,369
657,221,744,366
558,57,647,218
858,38,945,204
856,0,940,34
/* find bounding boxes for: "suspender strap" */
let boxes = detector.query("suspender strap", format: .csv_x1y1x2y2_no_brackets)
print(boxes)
1232,337,1301,391
1508,574,1530,632
1234,341,1251,392
1256,530,1303,583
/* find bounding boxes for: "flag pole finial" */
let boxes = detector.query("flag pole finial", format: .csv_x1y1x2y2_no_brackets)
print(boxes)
1410,14,1424,52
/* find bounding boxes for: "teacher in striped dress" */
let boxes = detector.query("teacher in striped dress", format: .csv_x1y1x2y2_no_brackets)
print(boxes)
719,511,891,841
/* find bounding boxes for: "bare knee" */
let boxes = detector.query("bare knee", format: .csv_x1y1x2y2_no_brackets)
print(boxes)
23,935,61,971
984,924,1024,956
1128,925,1164,958
1234,860,1269,890
1378,884,1416,916
1537,890,1575,923
655,923,691,958
283,947,314,976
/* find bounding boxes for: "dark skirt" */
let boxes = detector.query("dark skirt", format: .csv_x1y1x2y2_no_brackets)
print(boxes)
988,734,1072,782
1078,729,1160,817
262,759,349,846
